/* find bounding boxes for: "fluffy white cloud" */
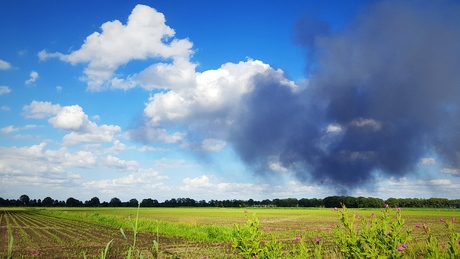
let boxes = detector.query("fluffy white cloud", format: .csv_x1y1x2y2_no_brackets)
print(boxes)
421,157,437,166
83,168,169,192
441,168,460,176
49,105,87,131
39,4,193,91
103,155,138,172
128,59,297,145
0,59,12,70
0,142,87,180
25,71,39,85
23,101,121,145
23,101,61,118
350,118,382,131
144,59,294,125
1,125,18,134
0,86,10,95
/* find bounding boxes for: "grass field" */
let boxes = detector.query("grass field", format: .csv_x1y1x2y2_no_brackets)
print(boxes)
1,207,459,258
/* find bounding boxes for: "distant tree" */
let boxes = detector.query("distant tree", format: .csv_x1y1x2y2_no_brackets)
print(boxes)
42,197,54,206
385,197,399,207
109,197,122,207
92,197,101,206
19,194,30,206
86,197,100,207
129,198,138,207
141,198,158,207
66,197,81,207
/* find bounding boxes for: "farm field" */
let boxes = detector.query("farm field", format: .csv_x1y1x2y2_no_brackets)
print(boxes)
1,207,459,258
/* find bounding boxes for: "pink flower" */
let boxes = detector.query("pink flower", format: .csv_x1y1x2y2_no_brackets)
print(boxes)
316,237,321,243
396,207,401,211
266,227,271,231
416,224,421,228
295,237,301,241
452,217,455,223
398,244,407,252
334,207,337,211
356,214,361,220
440,218,446,223
420,249,424,254
385,204,389,208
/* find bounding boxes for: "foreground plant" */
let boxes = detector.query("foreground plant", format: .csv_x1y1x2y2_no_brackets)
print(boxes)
232,211,322,258
334,203,411,258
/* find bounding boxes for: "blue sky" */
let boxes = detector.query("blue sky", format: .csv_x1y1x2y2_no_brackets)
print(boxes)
1,0,459,202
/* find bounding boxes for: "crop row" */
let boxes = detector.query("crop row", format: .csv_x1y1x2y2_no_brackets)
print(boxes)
0,209,138,258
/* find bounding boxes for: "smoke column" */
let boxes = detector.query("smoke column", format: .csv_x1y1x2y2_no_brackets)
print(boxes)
229,0,460,193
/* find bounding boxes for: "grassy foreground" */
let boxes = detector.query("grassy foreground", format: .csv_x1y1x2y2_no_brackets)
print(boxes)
1,206,459,258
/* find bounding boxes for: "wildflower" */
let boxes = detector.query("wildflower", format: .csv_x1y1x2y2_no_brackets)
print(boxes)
396,207,401,211
452,217,455,223
295,237,301,241
334,207,337,211
440,218,446,223
356,214,361,220
385,204,389,208
30,252,40,256
266,227,271,231
416,224,421,228
420,249,424,254
244,210,248,213
458,239,460,245
316,237,321,243
398,244,407,252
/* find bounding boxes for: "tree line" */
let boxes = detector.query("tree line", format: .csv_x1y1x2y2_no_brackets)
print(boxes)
1,195,459,208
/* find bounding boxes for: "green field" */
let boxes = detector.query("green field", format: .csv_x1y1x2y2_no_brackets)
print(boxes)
1,207,459,258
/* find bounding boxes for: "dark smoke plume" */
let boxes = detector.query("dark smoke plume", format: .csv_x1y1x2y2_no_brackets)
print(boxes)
229,0,460,193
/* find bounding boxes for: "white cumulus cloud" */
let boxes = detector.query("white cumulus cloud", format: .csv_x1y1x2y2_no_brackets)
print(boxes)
0,59,12,70
39,4,193,91
25,71,39,85
23,101,121,145
0,86,11,95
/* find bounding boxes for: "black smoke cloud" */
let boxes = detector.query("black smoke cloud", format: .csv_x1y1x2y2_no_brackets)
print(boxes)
229,0,460,193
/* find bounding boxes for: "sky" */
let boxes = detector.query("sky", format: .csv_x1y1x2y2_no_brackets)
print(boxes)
1,0,460,202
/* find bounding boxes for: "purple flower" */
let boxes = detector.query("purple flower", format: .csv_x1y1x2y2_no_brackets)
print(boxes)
398,244,407,252
416,224,421,228
316,237,321,243
295,237,301,241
